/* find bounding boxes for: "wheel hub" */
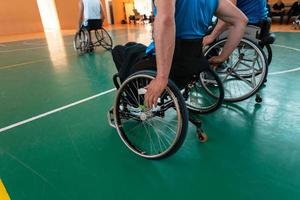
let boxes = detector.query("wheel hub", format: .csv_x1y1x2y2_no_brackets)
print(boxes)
140,113,147,121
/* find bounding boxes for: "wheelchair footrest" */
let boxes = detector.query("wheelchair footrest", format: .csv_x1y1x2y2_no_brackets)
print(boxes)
107,107,116,128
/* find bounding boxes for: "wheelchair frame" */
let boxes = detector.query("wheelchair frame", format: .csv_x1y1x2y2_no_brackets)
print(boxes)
204,37,268,103
108,69,224,159
73,27,113,55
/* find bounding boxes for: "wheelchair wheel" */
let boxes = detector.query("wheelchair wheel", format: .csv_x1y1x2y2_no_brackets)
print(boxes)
73,29,89,55
113,71,188,159
185,67,224,114
263,44,272,66
95,28,113,50
204,38,267,102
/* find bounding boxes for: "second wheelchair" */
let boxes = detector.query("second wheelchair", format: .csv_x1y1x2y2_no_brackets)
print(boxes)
74,19,113,55
203,19,276,103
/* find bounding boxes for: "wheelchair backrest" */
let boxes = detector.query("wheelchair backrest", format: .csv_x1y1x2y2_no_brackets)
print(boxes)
217,25,261,44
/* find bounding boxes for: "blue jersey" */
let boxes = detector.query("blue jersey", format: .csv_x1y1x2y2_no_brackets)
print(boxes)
237,0,268,24
146,0,219,54
175,0,219,39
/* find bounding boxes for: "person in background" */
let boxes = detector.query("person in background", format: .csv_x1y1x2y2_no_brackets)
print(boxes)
78,0,105,51
272,0,285,24
287,0,300,24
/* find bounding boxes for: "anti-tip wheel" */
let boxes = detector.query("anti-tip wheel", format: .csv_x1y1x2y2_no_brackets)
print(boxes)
197,130,208,143
255,95,262,103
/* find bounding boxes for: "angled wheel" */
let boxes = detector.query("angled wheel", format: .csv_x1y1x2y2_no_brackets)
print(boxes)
185,67,224,114
263,44,272,66
95,28,113,50
113,71,188,159
204,38,267,102
73,29,90,55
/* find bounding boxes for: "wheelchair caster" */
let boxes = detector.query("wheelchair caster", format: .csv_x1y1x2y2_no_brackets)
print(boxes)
255,95,262,103
264,78,268,83
107,107,116,128
197,129,208,143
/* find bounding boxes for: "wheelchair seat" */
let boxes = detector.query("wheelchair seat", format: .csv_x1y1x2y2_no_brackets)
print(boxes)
84,19,103,31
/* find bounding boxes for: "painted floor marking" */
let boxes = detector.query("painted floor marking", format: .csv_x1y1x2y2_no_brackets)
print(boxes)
269,67,300,75
0,179,11,200
0,42,74,53
0,88,116,134
0,59,48,70
0,53,76,70
273,44,300,52
0,46,46,53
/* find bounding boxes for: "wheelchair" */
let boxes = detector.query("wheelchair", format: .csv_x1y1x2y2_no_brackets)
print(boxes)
107,47,224,159
73,20,113,55
204,38,267,103
203,19,275,103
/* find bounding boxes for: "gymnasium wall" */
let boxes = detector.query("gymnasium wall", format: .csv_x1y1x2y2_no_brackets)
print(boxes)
55,0,108,30
0,0,44,36
269,0,296,5
112,0,134,24
0,0,108,36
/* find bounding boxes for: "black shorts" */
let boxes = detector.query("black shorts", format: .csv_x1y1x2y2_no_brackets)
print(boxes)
112,39,209,89
84,19,103,31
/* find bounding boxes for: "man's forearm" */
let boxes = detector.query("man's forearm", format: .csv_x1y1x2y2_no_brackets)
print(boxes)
219,22,246,60
154,16,175,79
78,0,83,29
210,20,228,40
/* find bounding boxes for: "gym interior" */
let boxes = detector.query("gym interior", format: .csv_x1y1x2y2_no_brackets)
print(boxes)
0,0,299,199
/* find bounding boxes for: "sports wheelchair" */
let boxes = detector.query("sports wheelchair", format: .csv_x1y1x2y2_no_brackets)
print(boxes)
203,19,275,103
107,42,224,159
74,19,113,55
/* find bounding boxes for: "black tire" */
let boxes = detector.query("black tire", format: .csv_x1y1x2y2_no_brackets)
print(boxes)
73,29,90,55
95,28,113,50
264,44,272,66
113,70,188,159
185,67,224,114
204,38,267,102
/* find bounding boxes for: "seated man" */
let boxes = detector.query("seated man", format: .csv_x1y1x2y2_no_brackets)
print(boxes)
287,0,300,24
129,9,141,24
272,0,285,24
112,0,247,108
78,0,105,50
204,0,269,45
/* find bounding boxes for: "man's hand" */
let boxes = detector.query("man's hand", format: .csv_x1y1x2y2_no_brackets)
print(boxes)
144,76,168,109
208,55,226,67
203,35,216,46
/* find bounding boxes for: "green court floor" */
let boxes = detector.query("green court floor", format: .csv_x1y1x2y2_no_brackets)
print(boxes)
0,26,300,200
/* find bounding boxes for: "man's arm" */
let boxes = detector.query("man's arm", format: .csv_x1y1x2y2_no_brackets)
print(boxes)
78,0,84,29
203,0,237,46
207,0,248,64
100,1,105,20
144,0,176,108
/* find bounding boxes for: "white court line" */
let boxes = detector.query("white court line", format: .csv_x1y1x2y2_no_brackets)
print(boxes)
269,67,300,75
0,88,116,133
0,46,46,53
269,44,300,75
0,42,74,53
273,44,300,52
0,59,48,70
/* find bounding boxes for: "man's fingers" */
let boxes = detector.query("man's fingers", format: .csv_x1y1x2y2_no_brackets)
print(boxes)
153,95,158,107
